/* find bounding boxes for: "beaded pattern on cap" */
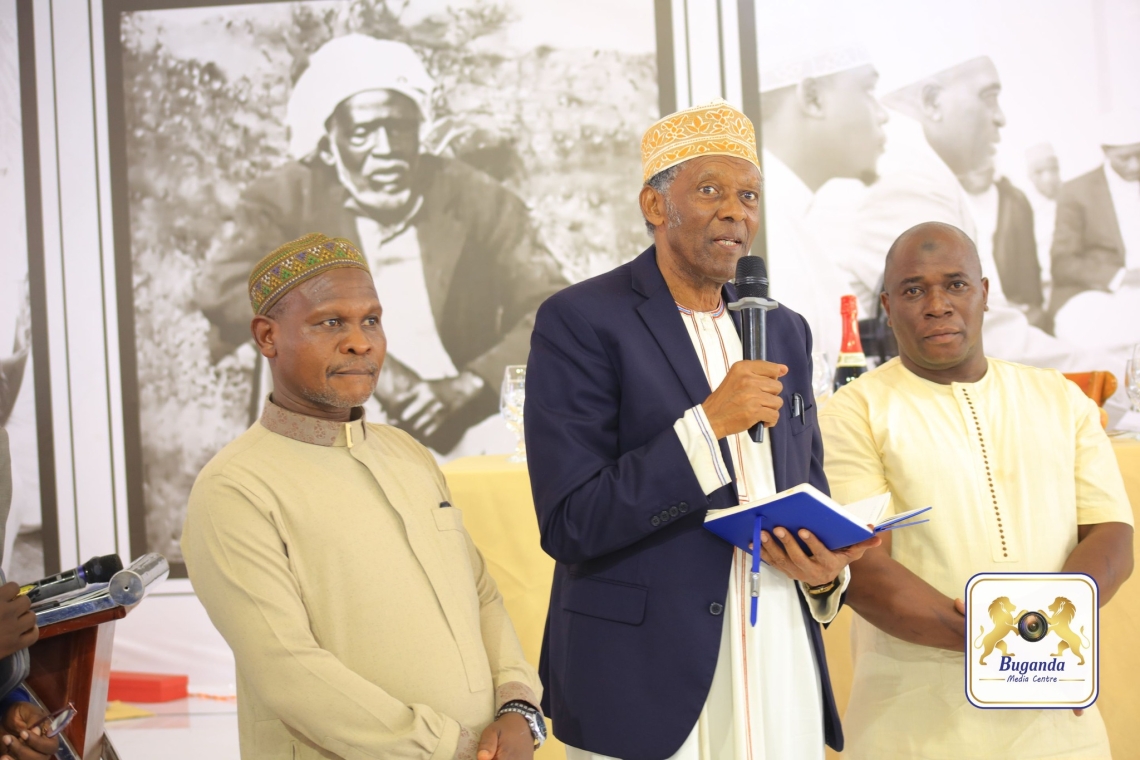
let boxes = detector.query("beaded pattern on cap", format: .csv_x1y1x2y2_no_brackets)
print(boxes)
641,99,760,182
248,232,371,315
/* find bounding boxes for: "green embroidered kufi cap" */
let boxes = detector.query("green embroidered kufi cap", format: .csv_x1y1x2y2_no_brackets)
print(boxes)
248,233,371,315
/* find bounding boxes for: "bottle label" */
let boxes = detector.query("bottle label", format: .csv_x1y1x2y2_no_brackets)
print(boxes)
836,352,867,368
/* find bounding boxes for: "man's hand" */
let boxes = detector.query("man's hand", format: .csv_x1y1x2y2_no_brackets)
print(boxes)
702,360,787,439
0,583,37,659
1,702,59,760
476,712,533,760
759,526,881,588
396,372,485,438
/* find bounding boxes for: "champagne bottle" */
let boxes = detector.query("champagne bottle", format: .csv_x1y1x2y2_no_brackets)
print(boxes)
833,295,868,391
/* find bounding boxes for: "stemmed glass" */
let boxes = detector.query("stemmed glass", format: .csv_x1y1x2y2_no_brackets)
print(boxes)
500,365,527,463
1126,344,1140,414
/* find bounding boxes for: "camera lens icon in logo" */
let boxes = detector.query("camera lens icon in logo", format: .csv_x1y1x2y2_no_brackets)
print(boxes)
1018,611,1050,642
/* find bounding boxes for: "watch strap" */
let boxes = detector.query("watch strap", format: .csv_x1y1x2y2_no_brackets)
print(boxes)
496,700,546,748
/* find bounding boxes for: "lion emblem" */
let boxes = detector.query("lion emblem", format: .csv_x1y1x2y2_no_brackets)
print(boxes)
973,596,1022,665
1040,597,1091,665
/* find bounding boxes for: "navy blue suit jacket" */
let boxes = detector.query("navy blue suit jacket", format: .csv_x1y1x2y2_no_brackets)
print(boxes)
524,247,842,760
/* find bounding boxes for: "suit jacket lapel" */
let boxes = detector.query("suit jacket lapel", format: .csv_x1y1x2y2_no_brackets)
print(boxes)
633,250,713,408
1095,167,1127,265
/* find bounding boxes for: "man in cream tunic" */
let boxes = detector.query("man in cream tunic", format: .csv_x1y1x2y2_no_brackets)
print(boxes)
525,100,879,760
183,233,545,760
820,222,1134,759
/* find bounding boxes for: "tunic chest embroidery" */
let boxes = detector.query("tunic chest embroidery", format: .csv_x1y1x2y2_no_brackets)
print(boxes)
962,387,1008,559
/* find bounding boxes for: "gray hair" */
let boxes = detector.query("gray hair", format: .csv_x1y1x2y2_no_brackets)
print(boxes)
644,164,683,236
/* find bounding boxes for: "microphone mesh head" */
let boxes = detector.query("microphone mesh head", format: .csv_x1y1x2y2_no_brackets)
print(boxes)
83,554,125,583
734,255,769,299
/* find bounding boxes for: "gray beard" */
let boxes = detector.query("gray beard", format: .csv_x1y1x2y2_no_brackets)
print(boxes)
300,385,371,411
330,142,415,216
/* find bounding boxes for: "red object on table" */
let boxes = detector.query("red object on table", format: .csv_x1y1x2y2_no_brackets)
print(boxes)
107,671,188,703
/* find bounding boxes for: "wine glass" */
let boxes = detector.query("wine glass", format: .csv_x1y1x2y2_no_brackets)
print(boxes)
812,351,833,404
500,365,527,463
1126,344,1140,413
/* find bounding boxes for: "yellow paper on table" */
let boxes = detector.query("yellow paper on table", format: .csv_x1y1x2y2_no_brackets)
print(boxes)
105,700,156,722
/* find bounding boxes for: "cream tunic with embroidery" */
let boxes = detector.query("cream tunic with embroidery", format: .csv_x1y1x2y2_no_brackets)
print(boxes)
820,357,1133,760
183,401,540,760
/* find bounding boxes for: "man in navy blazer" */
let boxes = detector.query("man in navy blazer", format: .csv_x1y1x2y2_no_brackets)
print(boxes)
524,101,878,760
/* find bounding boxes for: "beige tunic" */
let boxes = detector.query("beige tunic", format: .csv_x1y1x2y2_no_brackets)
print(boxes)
182,401,541,760
820,357,1133,760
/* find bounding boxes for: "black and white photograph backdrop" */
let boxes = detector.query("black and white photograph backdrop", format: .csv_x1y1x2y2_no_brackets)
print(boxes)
753,0,1140,425
103,0,663,568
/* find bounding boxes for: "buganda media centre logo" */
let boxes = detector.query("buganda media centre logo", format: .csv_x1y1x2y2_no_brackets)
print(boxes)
965,573,1098,709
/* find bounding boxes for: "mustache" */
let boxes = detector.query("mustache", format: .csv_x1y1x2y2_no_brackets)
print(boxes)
364,159,412,173
327,360,380,376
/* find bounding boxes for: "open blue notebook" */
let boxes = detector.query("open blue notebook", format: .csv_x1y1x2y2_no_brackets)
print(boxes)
703,484,931,554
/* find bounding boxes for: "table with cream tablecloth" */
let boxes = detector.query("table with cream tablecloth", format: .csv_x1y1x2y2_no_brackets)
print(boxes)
442,438,1139,760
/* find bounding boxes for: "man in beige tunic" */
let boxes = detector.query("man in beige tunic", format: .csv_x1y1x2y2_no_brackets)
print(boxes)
183,233,545,760
820,222,1134,759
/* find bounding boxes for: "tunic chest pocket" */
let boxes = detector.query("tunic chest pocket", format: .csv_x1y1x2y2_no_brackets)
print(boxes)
433,507,465,531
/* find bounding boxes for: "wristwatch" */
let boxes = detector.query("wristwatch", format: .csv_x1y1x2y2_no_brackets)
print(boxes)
496,700,547,749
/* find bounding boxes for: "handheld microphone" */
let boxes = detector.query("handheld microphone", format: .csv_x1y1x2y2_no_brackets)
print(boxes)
18,554,124,604
728,256,779,443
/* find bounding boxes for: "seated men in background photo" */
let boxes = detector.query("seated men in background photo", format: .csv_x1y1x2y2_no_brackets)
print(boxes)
820,221,1134,759
1050,114,1140,354
1024,142,1061,301
848,53,1051,331
830,47,1140,425
525,99,879,760
195,33,567,457
0,427,58,760
183,234,545,759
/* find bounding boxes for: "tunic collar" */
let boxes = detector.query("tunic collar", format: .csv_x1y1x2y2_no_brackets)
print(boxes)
259,397,368,447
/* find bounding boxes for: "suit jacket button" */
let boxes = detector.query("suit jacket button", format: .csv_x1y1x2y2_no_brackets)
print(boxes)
659,509,670,522
651,516,661,527
678,502,689,513
709,602,724,615
669,506,680,518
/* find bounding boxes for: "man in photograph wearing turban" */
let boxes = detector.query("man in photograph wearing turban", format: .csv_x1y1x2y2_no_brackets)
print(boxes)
195,34,567,456
755,3,888,362
184,233,547,759
524,100,878,760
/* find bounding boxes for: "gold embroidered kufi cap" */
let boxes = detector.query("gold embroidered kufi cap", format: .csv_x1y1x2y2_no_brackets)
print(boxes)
641,99,761,182
248,233,371,315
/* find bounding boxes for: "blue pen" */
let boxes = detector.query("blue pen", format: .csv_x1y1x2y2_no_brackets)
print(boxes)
751,514,761,626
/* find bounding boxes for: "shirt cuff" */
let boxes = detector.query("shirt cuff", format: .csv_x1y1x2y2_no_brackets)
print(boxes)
674,405,731,495
799,566,850,624
456,726,478,760
495,682,542,714
1109,268,1127,292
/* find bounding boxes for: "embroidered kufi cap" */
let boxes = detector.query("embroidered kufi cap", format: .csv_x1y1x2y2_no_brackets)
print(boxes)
641,99,761,182
248,233,371,315
286,34,435,159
